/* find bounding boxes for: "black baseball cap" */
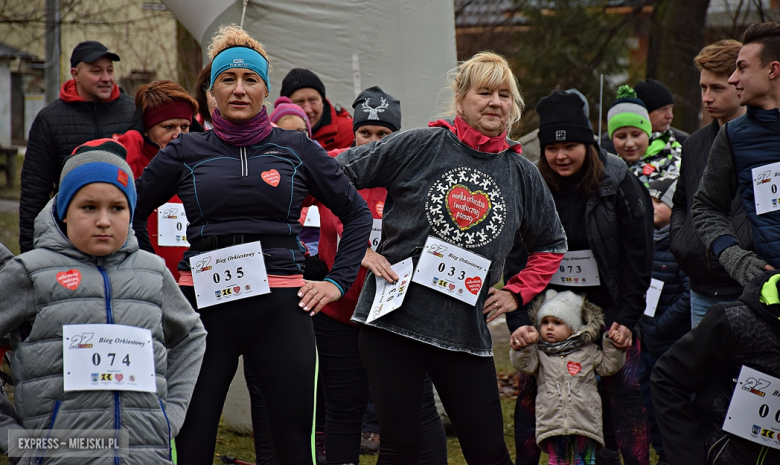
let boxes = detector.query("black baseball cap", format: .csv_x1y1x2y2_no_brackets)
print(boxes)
70,41,120,68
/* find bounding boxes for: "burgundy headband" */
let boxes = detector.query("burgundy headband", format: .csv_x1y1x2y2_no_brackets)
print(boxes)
143,100,194,130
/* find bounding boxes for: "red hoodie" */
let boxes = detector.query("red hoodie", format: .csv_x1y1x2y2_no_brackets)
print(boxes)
59,79,121,103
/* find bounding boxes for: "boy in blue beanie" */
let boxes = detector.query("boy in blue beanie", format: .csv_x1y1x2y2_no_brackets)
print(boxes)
0,142,206,463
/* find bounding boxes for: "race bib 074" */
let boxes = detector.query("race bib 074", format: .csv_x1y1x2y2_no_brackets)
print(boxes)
63,324,156,393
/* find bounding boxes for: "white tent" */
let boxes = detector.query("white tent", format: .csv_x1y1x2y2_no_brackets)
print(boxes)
162,0,458,130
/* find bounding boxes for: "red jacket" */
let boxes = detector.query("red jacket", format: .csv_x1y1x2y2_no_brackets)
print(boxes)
313,100,355,151
318,148,385,324
124,131,187,281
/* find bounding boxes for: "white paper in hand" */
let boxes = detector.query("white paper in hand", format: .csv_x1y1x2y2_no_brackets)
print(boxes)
644,278,664,317
366,258,414,324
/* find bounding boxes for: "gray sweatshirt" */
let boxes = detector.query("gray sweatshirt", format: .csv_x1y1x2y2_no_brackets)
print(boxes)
336,127,567,356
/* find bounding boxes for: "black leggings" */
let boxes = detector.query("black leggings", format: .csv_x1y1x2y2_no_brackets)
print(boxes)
176,287,317,465
359,325,512,465
313,312,447,464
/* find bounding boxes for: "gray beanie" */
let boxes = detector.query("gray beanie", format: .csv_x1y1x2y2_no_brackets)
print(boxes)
537,289,585,333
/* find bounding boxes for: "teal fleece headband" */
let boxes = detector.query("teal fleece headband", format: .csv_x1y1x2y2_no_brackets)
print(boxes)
210,47,270,91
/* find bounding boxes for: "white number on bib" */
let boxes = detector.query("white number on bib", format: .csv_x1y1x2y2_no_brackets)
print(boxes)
369,219,382,251
189,242,270,309
551,250,600,287
753,162,780,216
304,206,321,227
723,366,780,450
157,202,190,247
411,236,491,306
63,324,156,393
366,258,414,323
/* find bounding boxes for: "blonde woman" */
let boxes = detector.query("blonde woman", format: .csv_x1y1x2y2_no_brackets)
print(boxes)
335,52,567,462
133,25,372,464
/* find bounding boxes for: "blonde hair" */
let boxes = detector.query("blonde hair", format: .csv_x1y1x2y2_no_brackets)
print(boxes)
207,24,269,62
450,52,524,129
694,40,742,76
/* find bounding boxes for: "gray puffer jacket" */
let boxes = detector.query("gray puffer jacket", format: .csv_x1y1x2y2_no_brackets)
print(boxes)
510,294,625,448
0,199,206,464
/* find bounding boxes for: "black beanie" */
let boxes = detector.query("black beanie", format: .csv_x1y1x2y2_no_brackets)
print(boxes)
536,90,594,149
634,79,674,113
280,68,326,99
351,86,401,133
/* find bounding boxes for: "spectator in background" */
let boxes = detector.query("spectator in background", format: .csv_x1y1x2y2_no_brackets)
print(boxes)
281,68,355,150
693,22,780,288
600,79,688,153
609,85,680,187
670,40,748,329
19,40,135,252
271,96,312,136
194,62,216,130
639,176,690,465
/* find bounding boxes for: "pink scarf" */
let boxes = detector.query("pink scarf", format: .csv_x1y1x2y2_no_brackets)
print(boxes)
212,106,273,147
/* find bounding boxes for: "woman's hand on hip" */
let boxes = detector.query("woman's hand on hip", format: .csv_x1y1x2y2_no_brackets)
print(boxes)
482,288,519,323
608,322,633,349
362,247,399,283
298,280,341,316
510,325,539,349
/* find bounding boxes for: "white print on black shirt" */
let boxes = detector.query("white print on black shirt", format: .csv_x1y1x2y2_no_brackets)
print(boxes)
425,167,506,248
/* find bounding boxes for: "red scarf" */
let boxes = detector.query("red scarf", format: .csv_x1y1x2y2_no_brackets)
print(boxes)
429,115,520,154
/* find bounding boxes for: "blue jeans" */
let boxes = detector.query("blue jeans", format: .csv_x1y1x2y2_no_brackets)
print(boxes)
690,290,740,329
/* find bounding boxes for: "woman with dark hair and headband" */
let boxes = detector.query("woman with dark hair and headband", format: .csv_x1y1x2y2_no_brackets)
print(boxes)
133,25,372,464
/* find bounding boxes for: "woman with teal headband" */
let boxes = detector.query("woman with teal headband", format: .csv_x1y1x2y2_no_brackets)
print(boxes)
132,25,373,464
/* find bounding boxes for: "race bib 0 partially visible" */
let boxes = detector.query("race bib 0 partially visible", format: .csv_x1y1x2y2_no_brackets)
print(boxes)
63,324,155,393
551,250,600,287
753,162,780,216
157,202,190,247
189,242,271,309
412,236,491,306
723,365,780,450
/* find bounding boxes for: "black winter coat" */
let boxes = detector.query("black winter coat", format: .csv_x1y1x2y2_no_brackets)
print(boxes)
651,271,780,465
506,150,654,333
19,91,135,252
641,233,690,358
669,120,751,296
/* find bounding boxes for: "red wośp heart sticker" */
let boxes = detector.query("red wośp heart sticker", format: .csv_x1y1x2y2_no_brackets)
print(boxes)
567,361,581,376
233,286,241,294
115,374,123,382
464,277,482,295
261,169,280,187
446,185,491,230
376,201,385,218
57,269,81,290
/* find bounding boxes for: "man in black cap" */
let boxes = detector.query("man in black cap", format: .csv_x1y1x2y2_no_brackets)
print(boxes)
280,68,354,151
600,78,688,153
19,40,135,252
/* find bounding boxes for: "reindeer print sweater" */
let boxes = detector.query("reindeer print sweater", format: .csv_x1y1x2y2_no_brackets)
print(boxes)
336,124,567,355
